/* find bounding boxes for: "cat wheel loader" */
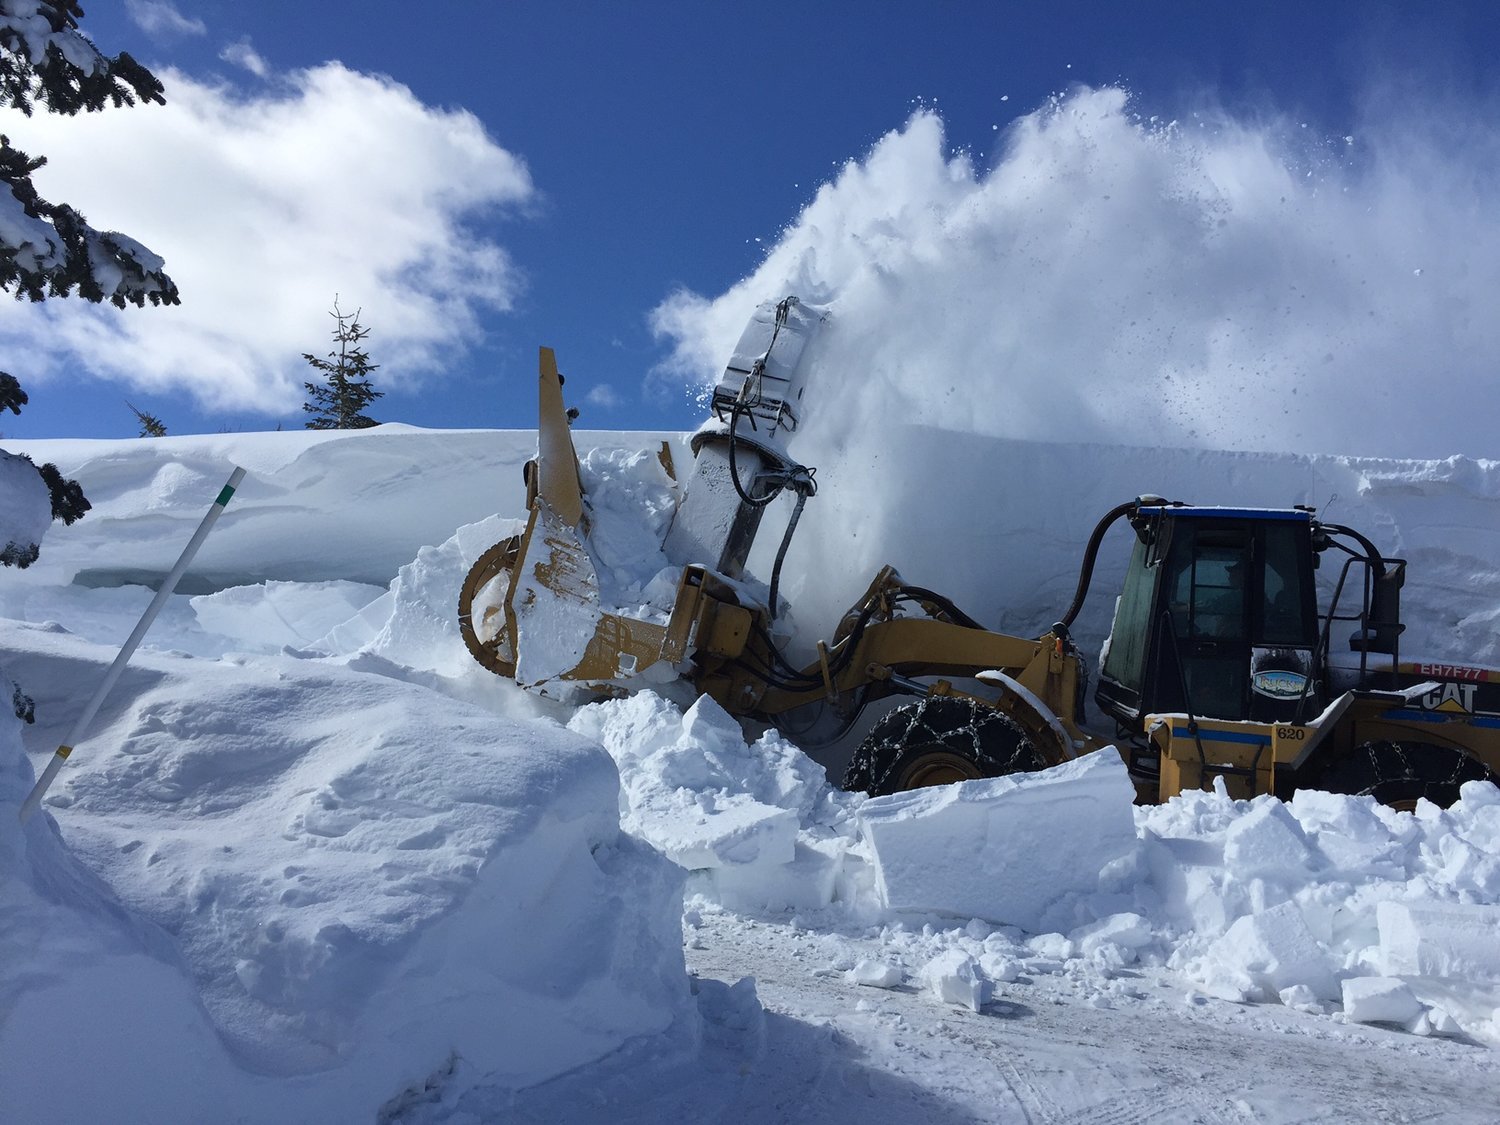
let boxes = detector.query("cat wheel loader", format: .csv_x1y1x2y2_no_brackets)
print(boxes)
459,298,1500,808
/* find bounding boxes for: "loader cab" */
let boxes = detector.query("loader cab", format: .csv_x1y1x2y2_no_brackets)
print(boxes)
1095,507,1323,731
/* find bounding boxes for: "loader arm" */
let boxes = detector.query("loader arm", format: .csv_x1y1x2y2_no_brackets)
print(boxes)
668,565,1093,763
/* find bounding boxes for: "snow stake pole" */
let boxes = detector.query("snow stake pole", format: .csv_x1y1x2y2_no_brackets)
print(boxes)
18,466,247,824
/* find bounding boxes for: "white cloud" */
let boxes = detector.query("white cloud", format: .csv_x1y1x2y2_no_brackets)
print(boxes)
125,0,206,38
585,385,621,409
220,39,269,79
0,63,535,415
652,87,1500,461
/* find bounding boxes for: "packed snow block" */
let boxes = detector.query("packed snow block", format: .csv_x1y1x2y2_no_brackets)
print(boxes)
658,796,799,868
848,959,905,989
1198,901,1339,1002
1377,900,1500,980
1431,830,1500,898
568,692,846,908
1341,976,1425,1025
1287,788,1407,878
857,748,1138,930
1070,912,1153,961
1141,832,1241,936
1222,800,1316,880
921,949,986,1012
704,837,844,913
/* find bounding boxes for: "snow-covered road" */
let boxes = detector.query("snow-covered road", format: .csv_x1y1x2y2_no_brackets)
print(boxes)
496,909,1500,1124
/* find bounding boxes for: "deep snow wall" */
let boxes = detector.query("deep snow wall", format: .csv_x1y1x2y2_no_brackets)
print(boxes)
9,425,1497,674
762,429,1500,667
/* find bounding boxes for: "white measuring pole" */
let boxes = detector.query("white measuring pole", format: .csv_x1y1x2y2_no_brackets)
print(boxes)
19,466,247,824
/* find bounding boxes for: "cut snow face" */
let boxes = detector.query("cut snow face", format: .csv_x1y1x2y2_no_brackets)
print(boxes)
858,749,1139,931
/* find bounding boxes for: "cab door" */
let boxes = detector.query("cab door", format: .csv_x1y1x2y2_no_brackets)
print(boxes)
1154,529,1253,721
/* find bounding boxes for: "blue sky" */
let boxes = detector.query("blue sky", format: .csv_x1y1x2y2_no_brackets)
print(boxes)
4,1,1500,441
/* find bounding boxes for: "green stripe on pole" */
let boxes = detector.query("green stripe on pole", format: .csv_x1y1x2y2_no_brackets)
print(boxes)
215,484,237,506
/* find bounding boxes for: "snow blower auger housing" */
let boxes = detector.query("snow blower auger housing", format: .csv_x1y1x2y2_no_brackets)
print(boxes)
460,300,1500,810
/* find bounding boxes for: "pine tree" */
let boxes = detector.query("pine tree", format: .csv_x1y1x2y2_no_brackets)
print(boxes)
302,301,384,429
127,401,167,437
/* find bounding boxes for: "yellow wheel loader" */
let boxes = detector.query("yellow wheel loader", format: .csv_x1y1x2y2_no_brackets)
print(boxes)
459,299,1500,808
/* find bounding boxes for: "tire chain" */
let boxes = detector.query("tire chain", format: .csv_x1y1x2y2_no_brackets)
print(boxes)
842,697,1040,796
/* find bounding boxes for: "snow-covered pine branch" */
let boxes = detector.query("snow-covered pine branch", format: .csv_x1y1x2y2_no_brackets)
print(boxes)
0,0,178,308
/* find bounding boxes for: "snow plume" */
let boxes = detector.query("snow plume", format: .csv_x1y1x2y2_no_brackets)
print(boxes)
0,63,533,415
653,86,1500,462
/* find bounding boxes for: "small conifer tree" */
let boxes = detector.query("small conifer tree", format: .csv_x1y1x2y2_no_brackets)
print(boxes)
127,401,166,436
302,300,383,429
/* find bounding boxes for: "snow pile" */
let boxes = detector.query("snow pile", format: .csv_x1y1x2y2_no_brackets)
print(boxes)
570,685,1500,1042
0,619,694,1119
1151,782,1500,1035
568,692,860,913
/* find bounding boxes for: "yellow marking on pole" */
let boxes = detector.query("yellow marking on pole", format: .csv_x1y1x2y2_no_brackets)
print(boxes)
55,745,73,760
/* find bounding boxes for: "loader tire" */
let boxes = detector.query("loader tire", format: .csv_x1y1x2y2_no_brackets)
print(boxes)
841,697,1045,798
1300,740,1498,811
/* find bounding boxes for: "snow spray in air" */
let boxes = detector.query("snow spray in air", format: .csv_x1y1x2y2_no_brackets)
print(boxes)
651,85,1500,647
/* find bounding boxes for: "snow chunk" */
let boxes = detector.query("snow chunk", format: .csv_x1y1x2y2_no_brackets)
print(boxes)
921,949,986,1012
1377,900,1500,980
847,959,905,989
1195,901,1339,1002
568,692,856,912
1341,977,1424,1026
1070,912,1153,961
857,748,1137,930
1223,800,1316,880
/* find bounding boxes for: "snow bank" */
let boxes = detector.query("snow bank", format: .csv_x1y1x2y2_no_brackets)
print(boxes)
0,622,693,1119
1,426,682,595
10,427,1497,681
744,429,1500,669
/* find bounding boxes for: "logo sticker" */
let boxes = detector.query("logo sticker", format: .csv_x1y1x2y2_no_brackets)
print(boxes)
1418,681,1476,715
1252,669,1308,699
